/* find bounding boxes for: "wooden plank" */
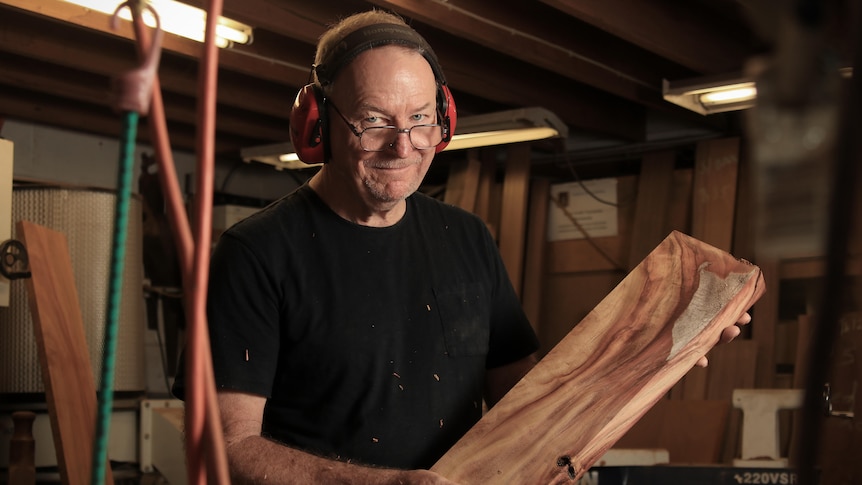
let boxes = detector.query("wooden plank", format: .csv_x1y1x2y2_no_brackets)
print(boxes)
522,178,550,335
497,144,531,297
473,149,498,239
679,338,758,402
792,314,814,389
18,220,113,485
666,168,693,234
690,137,740,252
432,231,766,483
705,340,758,464
628,150,675,269
443,153,482,212
753,259,780,388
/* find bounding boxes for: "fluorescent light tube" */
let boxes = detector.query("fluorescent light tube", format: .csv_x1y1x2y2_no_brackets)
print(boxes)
63,0,253,47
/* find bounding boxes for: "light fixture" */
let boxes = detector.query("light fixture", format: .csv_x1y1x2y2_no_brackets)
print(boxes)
241,107,568,170
444,107,568,151
663,74,758,115
63,0,253,48
240,142,320,171
664,66,855,116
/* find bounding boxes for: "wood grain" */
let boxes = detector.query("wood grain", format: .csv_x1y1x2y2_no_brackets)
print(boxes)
432,230,765,484
18,220,113,485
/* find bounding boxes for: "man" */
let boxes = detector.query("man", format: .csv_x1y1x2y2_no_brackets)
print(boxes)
170,10,540,484
176,10,748,484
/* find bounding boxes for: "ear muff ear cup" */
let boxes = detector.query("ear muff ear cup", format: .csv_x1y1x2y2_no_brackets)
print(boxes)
435,84,456,153
289,84,328,164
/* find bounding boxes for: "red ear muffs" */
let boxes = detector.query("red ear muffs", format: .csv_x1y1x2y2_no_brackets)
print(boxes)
435,84,456,153
289,84,327,164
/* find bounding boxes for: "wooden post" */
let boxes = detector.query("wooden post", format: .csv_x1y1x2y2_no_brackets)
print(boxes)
628,150,675,269
18,220,114,485
432,231,765,484
9,411,36,485
497,143,531,297
522,178,550,335
691,137,740,252
444,151,482,212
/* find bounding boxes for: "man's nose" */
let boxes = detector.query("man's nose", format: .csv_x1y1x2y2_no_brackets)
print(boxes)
388,129,414,155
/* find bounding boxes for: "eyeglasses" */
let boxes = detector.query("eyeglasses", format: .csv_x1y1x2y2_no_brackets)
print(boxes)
328,99,444,152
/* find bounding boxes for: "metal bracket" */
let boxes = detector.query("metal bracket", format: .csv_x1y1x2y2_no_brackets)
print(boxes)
823,382,855,419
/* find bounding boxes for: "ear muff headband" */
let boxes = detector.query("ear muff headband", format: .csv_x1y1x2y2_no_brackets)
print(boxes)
289,23,457,164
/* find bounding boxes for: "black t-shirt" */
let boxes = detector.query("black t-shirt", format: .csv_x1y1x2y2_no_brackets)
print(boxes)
177,184,539,469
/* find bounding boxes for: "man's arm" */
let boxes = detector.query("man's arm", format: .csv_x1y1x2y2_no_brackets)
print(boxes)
217,390,458,485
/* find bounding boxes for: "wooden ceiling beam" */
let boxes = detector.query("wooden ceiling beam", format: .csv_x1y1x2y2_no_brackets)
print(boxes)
228,0,647,139
0,2,309,85
424,31,647,142
0,8,296,120
367,0,694,109
539,0,754,74
0,53,288,142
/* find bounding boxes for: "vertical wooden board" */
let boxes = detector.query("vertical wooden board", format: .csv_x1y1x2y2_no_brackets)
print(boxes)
788,313,813,464
753,259,780,388
522,178,550,335
498,143,531,297
690,137,740,252
666,168,693,235
732,143,756,259
678,366,708,400
18,220,113,485
433,231,766,484
474,149,498,238
628,150,675,269
613,399,730,464
705,340,758,464
705,340,758,400
443,152,481,212
792,314,814,389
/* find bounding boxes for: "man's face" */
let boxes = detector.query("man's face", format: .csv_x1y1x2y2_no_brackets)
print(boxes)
326,45,439,206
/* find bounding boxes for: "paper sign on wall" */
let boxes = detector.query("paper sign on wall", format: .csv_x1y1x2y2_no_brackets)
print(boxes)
547,178,618,242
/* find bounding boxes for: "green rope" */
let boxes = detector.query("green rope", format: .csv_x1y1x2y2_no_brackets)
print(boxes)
91,110,138,485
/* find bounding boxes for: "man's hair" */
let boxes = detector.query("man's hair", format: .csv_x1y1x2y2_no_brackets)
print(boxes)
313,10,410,85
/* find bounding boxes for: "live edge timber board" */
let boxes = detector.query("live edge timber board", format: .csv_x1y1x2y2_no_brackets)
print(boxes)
431,230,766,484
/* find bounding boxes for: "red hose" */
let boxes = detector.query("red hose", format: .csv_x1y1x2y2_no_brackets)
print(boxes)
129,3,230,483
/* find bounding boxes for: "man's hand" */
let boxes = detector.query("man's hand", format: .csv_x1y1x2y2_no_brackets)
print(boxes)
695,311,752,367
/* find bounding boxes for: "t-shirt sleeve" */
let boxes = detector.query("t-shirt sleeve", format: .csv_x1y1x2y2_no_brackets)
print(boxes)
205,232,283,397
481,224,541,369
